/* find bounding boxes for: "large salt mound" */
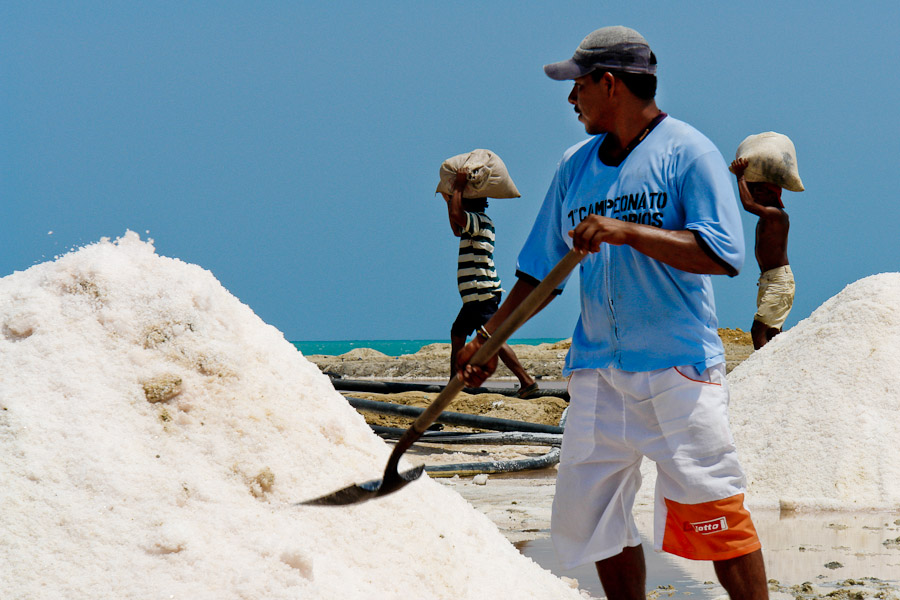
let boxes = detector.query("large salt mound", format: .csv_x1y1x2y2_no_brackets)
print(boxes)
0,232,583,599
727,273,900,510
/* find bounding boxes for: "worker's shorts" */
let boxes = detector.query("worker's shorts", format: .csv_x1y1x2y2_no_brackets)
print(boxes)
551,365,761,568
450,293,501,338
755,265,794,329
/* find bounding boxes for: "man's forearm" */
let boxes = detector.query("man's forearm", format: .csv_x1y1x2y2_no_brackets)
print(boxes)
624,225,731,275
446,190,466,231
443,192,465,234
736,177,766,217
571,215,731,276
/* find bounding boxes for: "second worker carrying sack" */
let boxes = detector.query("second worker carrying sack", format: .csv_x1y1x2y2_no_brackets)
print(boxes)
733,132,805,192
435,149,521,199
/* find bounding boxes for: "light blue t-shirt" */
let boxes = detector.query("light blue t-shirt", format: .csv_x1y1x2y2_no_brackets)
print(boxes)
517,116,744,374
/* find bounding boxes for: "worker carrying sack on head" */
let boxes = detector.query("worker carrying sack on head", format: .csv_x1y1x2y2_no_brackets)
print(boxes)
436,149,538,399
730,131,804,350
435,149,521,199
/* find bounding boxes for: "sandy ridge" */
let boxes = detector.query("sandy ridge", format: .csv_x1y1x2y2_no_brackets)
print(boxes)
307,328,754,381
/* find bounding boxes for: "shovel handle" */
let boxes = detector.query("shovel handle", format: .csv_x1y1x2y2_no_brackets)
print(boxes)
385,248,583,469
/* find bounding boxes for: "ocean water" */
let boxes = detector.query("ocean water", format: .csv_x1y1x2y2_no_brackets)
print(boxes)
292,338,564,357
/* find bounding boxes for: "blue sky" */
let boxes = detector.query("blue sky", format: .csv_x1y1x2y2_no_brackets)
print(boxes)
3,2,899,341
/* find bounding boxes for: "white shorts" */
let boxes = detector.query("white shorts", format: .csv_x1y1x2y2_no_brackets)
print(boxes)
551,365,760,568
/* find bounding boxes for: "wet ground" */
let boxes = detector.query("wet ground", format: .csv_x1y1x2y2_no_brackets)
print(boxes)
440,474,900,599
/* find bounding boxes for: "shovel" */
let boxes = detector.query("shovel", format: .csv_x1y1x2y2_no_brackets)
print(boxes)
299,248,584,506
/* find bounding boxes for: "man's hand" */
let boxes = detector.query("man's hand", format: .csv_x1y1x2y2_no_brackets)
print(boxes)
568,215,630,253
442,169,469,204
455,336,498,387
730,157,749,179
452,168,468,193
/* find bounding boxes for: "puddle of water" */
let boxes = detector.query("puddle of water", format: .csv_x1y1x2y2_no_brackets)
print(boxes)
515,534,723,599
515,511,900,598
749,509,900,583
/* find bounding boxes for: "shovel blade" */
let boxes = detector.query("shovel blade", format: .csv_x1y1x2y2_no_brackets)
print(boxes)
297,464,425,506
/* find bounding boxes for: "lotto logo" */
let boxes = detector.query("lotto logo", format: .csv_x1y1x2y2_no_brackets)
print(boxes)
690,516,728,535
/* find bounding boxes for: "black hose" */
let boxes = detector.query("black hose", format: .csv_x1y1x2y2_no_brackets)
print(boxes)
347,397,564,434
370,425,562,446
332,377,569,401
424,448,561,478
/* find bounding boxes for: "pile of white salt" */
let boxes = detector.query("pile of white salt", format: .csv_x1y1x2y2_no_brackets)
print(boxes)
0,232,584,599
727,272,900,510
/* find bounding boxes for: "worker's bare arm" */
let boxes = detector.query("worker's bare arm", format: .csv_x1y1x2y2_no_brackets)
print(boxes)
730,158,784,219
443,170,468,236
569,216,732,275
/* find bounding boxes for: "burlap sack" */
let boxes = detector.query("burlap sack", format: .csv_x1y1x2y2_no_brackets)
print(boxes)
435,149,521,199
733,132,804,192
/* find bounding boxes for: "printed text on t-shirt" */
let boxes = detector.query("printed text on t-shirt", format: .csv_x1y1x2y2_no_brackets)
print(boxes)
567,191,668,228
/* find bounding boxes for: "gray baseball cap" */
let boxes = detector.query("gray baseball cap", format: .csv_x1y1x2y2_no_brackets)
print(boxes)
544,26,657,80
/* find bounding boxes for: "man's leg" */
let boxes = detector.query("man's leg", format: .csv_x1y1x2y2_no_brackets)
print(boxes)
450,334,466,380
750,319,769,350
449,302,473,379
641,364,766,598
595,544,646,600
497,343,536,392
713,548,769,600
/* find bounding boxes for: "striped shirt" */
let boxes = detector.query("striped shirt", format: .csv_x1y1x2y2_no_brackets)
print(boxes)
458,211,503,303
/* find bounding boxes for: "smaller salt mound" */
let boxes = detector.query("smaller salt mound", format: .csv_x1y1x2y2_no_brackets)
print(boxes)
727,273,900,510
0,232,583,600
